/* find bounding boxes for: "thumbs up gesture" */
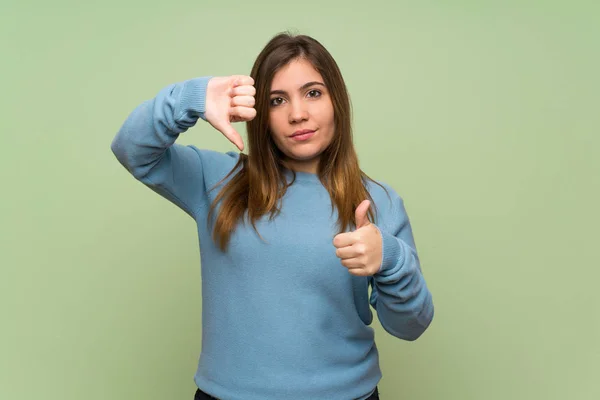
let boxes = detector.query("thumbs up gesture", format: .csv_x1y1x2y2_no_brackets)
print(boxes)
333,200,383,276
205,75,257,152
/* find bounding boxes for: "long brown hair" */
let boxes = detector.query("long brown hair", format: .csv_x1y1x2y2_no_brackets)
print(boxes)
208,32,385,251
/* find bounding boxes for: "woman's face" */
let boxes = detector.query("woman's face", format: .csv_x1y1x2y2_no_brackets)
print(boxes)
268,58,335,174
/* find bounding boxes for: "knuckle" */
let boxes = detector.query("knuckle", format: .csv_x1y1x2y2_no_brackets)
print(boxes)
242,108,255,121
230,106,241,117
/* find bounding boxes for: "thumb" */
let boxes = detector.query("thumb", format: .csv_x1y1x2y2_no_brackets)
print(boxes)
355,200,371,229
216,119,244,151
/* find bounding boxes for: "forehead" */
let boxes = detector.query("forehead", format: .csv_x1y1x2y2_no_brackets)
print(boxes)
271,58,324,89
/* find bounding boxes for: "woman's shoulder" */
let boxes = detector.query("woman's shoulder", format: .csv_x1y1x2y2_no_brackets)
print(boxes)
364,177,403,205
188,146,240,164
364,177,411,231
187,146,242,186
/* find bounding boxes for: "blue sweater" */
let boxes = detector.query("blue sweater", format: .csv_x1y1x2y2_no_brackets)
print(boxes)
111,77,434,400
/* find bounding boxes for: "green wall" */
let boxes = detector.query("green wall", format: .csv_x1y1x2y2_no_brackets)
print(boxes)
2,1,599,399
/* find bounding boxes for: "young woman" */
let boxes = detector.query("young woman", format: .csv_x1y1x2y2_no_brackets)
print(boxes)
111,32,434,400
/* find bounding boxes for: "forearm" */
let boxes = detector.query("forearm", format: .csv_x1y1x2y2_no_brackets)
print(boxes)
110,76,211,180
371,229,434,341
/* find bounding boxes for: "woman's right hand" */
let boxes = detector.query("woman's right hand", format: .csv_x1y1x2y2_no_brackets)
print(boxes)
205,75,257,152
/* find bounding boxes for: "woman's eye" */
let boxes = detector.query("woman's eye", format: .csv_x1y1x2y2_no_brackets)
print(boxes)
307,89,322,98
270,97,284,107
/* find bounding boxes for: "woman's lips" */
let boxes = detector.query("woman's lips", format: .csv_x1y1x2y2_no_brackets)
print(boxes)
290,129,316,141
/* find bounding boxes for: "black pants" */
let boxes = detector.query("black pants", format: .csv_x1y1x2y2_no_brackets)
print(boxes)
194,386,380,400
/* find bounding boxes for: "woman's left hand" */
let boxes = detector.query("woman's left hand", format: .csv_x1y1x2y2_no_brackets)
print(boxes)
333,200,383,276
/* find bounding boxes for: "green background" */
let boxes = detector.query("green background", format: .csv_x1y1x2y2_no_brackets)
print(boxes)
2,1,599,399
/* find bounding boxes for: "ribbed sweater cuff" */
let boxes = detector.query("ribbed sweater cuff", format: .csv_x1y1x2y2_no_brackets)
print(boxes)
179,76,212,121
377,227,404,275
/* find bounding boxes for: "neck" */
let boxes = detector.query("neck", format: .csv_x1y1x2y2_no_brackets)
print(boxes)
283,158,319,174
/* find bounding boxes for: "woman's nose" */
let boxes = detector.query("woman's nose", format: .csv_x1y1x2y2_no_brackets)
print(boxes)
288,101,309,123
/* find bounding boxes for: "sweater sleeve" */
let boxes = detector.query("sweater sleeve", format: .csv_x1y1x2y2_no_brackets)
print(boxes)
369,194,434,341
110,77,213,219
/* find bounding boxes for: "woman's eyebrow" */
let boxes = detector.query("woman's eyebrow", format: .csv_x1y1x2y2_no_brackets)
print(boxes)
270,81,326,96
